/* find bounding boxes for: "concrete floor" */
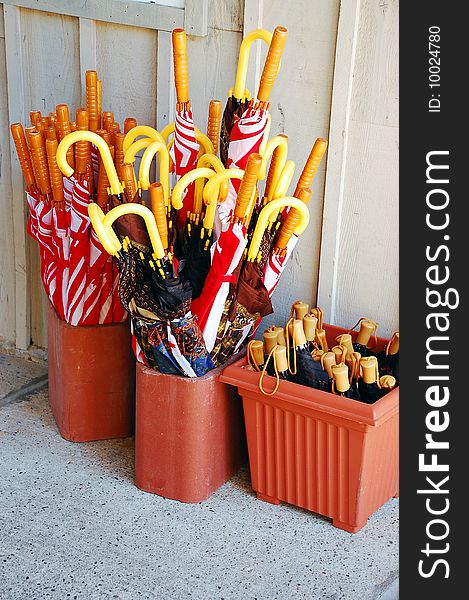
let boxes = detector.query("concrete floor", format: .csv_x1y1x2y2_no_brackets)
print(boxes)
0,352,399,600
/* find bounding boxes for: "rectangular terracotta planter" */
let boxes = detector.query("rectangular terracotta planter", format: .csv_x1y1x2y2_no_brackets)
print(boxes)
47,303,135,442
221,324,399,533
135,359,247,503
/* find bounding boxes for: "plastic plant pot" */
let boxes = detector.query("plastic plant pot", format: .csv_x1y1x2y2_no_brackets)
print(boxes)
47,303,135,442
221,324,399,533
135,359,247,503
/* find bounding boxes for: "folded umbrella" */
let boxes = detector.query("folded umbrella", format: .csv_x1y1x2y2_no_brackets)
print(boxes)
170,28,200,227
221,27,288,225
89,202,214,377
57,129,127,324
191,153,263,352
210,196,309,366
220,28,274,166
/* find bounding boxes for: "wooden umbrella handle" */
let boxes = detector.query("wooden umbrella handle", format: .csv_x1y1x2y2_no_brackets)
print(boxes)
30,110,42,126
150,182,168,250
121,163,138,203
45,138,64,206
124,117,137,134
56,104,75,170
234,153,263,221
28,131,51,196
294,138,328,196
75,108,90,176
113,132,125,180
86,70,100,132
10,123,36,189
274,187,311,253
172,28,189,105
97,145,114,208
206,100,222,154
257,26,288,103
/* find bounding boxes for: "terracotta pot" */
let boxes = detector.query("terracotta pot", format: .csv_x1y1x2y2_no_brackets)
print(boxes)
135,360,247,503
47,303,135,442
221,324,399,533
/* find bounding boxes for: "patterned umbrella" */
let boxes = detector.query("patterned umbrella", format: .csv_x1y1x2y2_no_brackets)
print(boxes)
89,202,213,377
220,29,274,166
190,153,263,352
57,129,127,324
170,29,199,228
210,196,309,365
263,138,328,296
221,27,288,226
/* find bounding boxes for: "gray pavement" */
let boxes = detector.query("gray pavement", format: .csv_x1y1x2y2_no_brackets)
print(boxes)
0,352,398,600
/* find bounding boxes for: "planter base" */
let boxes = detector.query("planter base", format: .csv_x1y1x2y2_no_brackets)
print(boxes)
332,519,367,534
256,492,281,505
47,304,135,442
135,360,247,503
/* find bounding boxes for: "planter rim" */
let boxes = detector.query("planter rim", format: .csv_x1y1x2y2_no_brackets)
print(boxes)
221,357,399,428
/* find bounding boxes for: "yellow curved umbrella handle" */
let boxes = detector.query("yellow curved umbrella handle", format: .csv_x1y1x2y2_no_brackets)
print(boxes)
202,168,245,206
88,203,121,256
248,197,309,261
122,126,164,154
57,130,123,196
233,29,279,100
171,167,222,210
268,160,295,223
259,135,288,180
103,203,165,259
193,153,229,214
123,138,155,165
138,141,170,204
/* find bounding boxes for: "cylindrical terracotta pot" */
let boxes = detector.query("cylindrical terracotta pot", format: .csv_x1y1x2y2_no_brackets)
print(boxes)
47,303,135,442
135,360,247,503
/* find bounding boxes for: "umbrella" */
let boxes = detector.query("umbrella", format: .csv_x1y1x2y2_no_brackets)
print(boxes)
190,153,263,352
57,129,127,324
221,26,288,225
10,123,56,302
206,100,222,156
170,154,228,297
262,138,328,298
170,28,200,227
220,28,274,166
357,356,382,404
29,128,71,320
89,202,214,377
210,195,310,366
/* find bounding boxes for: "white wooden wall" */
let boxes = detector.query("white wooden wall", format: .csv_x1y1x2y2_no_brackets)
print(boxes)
0,0,399,351
317,0,399,337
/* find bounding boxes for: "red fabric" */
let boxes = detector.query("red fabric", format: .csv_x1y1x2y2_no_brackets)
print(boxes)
170,108,199,226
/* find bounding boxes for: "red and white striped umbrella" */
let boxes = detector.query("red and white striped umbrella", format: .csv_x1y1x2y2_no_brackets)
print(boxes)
219,27,288,227
191,153,263,351
171,29,199,228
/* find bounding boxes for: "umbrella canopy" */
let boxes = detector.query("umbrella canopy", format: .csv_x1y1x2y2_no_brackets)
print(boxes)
219,29,274,166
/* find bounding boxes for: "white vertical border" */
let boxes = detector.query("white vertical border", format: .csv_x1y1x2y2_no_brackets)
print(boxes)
3,4,30,350
156,29,175,130
316,0,361,324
